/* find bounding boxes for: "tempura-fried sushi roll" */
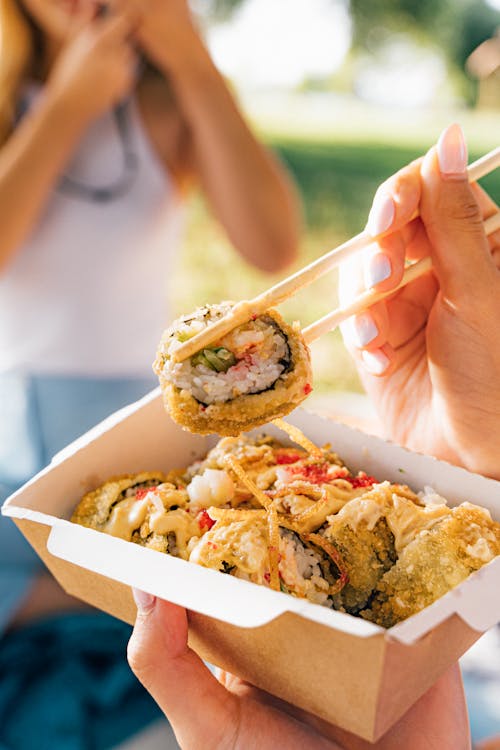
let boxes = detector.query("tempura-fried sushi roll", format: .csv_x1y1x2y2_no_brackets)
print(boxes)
362,502,500,628
322,486,397,613
71,473,201,557
153,303,312,436
71,472,170,531
190,435,312,495
188,509,346,606
322,482,440,614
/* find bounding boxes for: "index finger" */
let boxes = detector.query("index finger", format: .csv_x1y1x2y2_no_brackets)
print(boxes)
366,157,423,238
363,158,423,293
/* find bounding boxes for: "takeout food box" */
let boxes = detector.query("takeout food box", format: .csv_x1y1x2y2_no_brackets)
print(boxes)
3,388,500,741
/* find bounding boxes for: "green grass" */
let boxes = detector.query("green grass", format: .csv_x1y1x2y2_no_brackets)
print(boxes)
273,137,499,235
170,109,499,396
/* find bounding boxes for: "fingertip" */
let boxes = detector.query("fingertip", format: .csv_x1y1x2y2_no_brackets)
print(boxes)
436,123,467,179
350,312,379,350
366,193,395,237
342,303,389,353
366,160,422,240
361,347,392,376
364,252,392,288
364,231,405,291
132,587,156,616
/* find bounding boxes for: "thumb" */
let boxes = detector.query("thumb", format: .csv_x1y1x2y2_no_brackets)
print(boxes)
127,590,239,750
420,123,495,301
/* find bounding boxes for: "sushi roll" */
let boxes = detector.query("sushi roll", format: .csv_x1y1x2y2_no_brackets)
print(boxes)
69,433,500,625
189,509,346,606
362,502,500,628
153,302,312,436
322,482,448,615
71,472,201,557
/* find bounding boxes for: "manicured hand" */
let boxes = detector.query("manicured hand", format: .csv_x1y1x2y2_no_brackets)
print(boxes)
46,12,137,126
110,0,204,74
339,124,500,479
127,592,470,750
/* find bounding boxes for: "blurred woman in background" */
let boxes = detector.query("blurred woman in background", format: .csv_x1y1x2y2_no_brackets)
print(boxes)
0,0,300,747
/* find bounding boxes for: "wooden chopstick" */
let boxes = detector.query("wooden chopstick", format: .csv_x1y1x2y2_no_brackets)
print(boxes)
173,146,500,363
302,210,500,344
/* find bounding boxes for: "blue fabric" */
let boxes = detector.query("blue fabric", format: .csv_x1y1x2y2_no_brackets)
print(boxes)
463,671,500,742
0,373,156,625
0,613,162,750
0,374,163,749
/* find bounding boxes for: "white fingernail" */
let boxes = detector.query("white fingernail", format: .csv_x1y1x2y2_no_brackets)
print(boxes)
362,349,390,375
132,588,156,615
353,313,378,347
437,123,467,176
367,194,395,237
366,253,392,287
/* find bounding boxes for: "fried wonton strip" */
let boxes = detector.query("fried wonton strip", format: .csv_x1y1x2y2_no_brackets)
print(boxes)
389,484,421,504
208,507,267,523
267,504,281,592
272,418,323,458
224,456,272,510
303,532,349,595
293,490,343,532
292,482,360,528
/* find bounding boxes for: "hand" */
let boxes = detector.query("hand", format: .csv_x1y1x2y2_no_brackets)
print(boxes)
127,592,471,750
339,124,500,479
111,0,206,75
46,13,137,126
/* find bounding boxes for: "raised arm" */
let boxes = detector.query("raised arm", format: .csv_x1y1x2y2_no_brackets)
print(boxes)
114,0,301,273
0,14,135,273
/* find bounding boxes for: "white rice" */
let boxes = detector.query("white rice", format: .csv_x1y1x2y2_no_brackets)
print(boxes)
279,529,331,606
164,312,290,405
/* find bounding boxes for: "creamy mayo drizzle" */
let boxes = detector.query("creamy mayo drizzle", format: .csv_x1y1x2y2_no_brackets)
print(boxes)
105,493,200,558
326,482,451,552
189,518,269,578
149,508,200,558
387,495,450,552
105,497,150,540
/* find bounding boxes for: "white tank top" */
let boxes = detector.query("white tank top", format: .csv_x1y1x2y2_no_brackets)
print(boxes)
0,91,184,377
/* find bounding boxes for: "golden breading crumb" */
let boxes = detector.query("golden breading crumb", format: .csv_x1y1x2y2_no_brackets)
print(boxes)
362,503,500,628
70,436,500,628
71,472,170,530
154,307,313,437
328,518,396,614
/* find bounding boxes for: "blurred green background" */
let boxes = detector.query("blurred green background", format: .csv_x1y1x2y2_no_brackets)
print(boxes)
171,0,500,399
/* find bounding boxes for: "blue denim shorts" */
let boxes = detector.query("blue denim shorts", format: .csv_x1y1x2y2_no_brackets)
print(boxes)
0,372,156,631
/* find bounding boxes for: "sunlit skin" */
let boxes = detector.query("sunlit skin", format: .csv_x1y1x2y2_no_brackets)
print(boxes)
5,0,301,627
126,597,470,750
0,0,300,272
20,0,101,65
339,128,500,481
125,127,500,748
